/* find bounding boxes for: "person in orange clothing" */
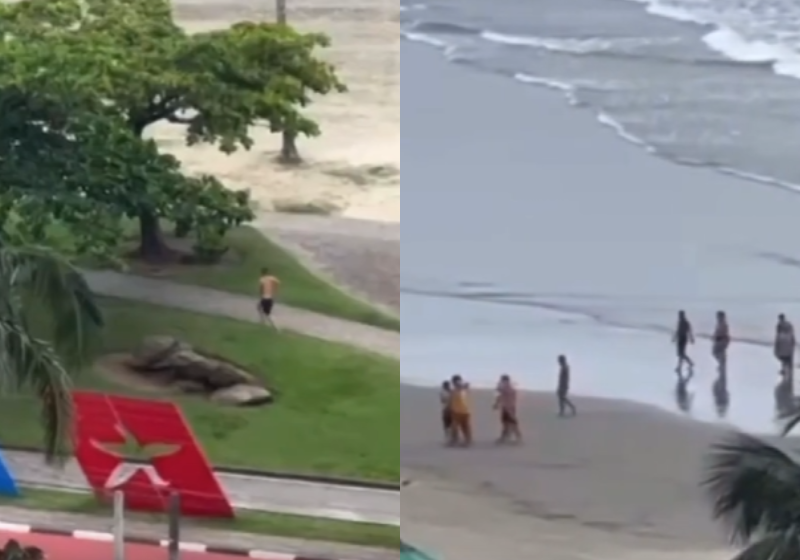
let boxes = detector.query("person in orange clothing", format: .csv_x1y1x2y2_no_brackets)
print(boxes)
449,375,472,447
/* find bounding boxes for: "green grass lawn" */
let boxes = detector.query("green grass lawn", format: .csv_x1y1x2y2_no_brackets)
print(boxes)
1,487,399,549
158,227,399,331
34,218,399,331
0,299,399,481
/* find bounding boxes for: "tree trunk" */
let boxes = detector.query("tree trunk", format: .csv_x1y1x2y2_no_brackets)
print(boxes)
137,209,171,262
279,131,301,165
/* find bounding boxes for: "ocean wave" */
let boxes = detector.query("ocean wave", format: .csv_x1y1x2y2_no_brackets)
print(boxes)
406,20,775,71
625,0,800,79
399,3,427,12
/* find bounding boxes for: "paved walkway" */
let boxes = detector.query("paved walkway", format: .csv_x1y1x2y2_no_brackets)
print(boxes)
6,450,399,526
82,270,399,358
0,506,395,560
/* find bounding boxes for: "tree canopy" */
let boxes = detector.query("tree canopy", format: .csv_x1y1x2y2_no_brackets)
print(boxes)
0,0,346,460
0,0,346,260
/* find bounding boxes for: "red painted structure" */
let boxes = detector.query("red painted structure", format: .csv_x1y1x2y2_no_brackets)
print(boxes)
72,391,234,518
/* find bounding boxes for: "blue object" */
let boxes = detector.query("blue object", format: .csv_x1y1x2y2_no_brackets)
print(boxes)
0,448,20,496
401,542,438,560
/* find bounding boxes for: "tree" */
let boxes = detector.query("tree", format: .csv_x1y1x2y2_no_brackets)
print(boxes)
0,0,346,259
703,430,800,559
0,244,103,465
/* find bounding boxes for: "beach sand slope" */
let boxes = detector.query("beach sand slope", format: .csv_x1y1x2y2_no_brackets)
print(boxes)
153,0,400,222
401,384,764,558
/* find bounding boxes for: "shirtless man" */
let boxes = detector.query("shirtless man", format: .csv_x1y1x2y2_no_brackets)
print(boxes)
712,311,730,376
257,267,280,329
775,313,796,381
494,374,522,444
673,310,695,380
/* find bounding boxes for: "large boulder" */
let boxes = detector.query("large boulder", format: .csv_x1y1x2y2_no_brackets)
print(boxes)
210,384,273,407
156,351,255,389
129,336,190,370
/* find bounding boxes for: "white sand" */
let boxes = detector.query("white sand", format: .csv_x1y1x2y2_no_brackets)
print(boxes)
150,0,400,223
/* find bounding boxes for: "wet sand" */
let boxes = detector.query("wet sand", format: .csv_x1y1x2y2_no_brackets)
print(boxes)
401,383,762,557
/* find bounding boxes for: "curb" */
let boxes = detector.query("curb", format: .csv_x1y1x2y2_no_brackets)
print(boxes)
2,445,399,492
0,521,341,559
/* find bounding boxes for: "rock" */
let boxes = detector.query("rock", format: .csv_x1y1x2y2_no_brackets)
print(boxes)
172,380,207,394
155,350,255,389
210,384,273,407
130,336,190,370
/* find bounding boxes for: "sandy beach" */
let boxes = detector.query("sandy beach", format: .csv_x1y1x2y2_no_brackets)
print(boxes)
401,384,757,559
154,0,400,223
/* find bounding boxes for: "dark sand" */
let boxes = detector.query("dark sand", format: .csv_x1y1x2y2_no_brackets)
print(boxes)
401,383,755,552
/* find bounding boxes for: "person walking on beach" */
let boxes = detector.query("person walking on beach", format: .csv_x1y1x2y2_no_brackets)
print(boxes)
775,314,796,382
712,311,730,376
449,375,472,447
673,310,695,379
440,380,454,444
257,267,280,330
557,355,577,417
494,374,522,444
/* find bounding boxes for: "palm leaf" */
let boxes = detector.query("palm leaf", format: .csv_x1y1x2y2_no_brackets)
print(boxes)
782,411,800,437
0,245,103,464
702,431,800,545
732,531,800,560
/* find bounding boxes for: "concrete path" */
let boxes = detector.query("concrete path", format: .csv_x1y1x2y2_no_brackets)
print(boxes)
0,506,395,560
82,270,399,359
6,450,399,526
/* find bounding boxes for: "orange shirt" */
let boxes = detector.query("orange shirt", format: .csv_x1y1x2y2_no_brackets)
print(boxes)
450,387,470,415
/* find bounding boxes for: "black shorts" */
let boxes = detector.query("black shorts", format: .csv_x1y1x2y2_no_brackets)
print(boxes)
442,410,453,430
779,354,794,368
259,298,274,316
500,409,518,426
676,338,689,356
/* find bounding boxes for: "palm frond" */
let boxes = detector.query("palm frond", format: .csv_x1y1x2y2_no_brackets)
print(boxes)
702,431,800,544
782,412,800,436
0,244,103,368
732,531,800,560
0,244,103,464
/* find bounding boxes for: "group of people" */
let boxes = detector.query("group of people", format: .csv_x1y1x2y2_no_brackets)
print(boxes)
438,355,578,448
671,310,796,380
671,310,797,416
438,311,800,444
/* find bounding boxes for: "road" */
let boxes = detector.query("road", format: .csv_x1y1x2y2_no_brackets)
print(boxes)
4,450,399,526
0,530,246,560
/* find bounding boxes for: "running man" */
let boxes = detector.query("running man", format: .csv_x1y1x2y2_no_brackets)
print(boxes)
673,310,695,379
557,355,577,417
712,311,730,376
449,375,472,447
775,313,796,381
494,374,522,444
257,267,280,329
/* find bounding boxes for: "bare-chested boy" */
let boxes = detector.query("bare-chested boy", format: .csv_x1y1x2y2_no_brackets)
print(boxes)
258,267,280,329
494,374,522,444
